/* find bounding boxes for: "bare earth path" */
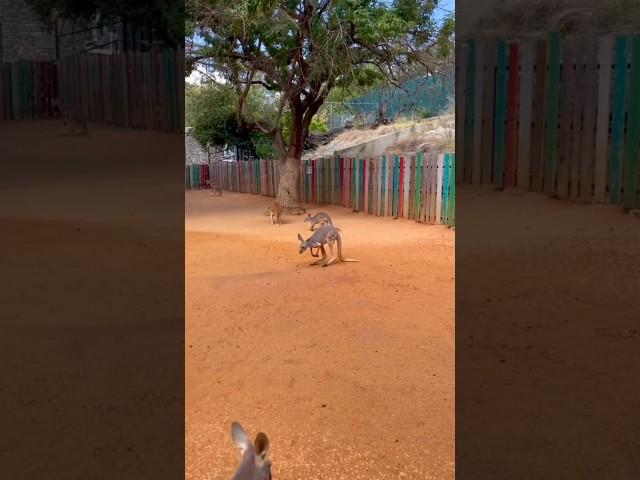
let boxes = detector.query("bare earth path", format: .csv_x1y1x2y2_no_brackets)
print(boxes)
2,122,184,479
185,192,455,480
456,186,640,479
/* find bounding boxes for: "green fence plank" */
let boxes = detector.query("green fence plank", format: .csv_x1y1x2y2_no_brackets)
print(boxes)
449,153,456,226
544,32,562,195
441,153,451,223
610,35,629,204
624,36,640,209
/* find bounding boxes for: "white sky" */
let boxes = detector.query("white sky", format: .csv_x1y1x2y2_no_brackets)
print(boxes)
186,69,205,85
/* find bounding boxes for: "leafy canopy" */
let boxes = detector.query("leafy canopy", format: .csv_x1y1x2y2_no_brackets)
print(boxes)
186,83,280,158
187,0,454,160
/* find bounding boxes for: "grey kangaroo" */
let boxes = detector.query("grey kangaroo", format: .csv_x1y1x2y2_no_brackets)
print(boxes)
229,422,272,480
297,225,359,267
63,106,88,136
54,99,88,136
264,201,283,226
304,211,334,231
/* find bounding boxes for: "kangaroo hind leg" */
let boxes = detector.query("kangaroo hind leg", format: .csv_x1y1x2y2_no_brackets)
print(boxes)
322,240,338,267
310,245,328,265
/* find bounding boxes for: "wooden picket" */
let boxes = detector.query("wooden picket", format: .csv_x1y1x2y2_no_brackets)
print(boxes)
460,33,640,209
1,48,184,132
300,152,455,226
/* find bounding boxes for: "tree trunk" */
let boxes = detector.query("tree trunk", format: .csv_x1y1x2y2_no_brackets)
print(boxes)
276,157,304,213
274,102,308,213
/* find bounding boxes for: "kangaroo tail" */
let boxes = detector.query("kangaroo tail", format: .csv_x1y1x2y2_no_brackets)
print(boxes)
336,232,359,263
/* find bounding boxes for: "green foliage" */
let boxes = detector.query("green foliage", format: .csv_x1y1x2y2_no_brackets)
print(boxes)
437,14,455,59
187,0,454,160
417,106,430,118
252,134,278,159
186,83,237,146
309,112,329,134
186,83,278,157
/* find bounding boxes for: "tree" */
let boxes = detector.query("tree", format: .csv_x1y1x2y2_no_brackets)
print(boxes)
186,83,279,158
26,0,184,46
187,0,454,210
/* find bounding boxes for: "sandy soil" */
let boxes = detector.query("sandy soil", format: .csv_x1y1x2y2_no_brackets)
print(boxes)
185,192,455,480
2,121,184,479
456,186,640,479
6,121,639,479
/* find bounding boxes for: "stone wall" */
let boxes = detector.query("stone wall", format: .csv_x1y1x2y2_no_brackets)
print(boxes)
185,128,209,165
0,0,56,62
0,0,120,62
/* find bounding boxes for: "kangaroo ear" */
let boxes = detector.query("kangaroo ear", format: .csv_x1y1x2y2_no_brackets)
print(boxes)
254,432,269,459
231,422,251,453
297,233,303,242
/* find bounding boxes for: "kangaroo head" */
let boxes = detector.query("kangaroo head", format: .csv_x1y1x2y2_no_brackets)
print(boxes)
230,422,272,480
303,213,312,222
297,233,308,254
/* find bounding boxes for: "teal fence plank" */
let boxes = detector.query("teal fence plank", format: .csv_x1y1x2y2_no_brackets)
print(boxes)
624,36,640,209
448,153,456,226
610,35,629,204
441,153,451,222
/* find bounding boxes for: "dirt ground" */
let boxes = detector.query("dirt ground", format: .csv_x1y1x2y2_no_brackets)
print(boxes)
456,186,640,479
2,121,184,479
185,192,455,480
5,120,640,479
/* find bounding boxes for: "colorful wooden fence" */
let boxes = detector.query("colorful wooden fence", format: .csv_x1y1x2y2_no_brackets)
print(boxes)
187,153,456,227
1,48,184,132
300,153,455,226
1,61,57,120
457,34,640,210
185,164,210,190
185,159,280,197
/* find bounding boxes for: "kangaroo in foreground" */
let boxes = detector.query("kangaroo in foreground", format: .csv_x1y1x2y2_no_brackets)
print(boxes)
230,422,272,480
304,211,334,231
264,202,283,225
297,225,359,267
